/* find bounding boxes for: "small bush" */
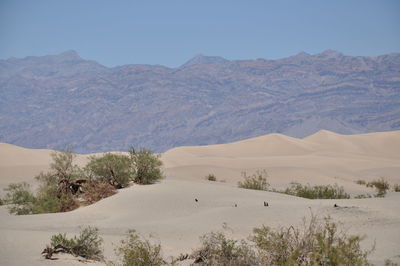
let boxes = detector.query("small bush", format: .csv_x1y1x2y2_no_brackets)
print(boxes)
367,178,390,197
115,229,165,266
0,198,4,206
3,182,36,215
130,148,164,185
354,194,372,199
280,183,350,199
191,231,259,265
238,170,269,191
206,174,217,181
42,226,103,261
393,184,400,192
355,179,366,185
251,215,373,265
85,153,133,188
80,181,116,204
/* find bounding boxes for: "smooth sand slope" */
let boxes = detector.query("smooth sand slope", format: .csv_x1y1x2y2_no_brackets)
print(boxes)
0,130,400,265
162,130,400,193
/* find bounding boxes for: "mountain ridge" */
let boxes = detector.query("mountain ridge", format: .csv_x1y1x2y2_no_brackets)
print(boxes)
1,50,399,153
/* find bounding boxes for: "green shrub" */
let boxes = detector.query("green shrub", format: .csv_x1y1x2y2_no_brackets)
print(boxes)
191,231,259,265
0,198,4,206
251,215,373,265
206,174,217,181
367,178,390,197
355,179,366,185
354,194,372,199
43,226,103,261
85,153,133,188
238,170,269,191
129,148,164,185
280,183,350,199
50,149,83,182
3,182,36,215
115,229,165,266
393,184,400,192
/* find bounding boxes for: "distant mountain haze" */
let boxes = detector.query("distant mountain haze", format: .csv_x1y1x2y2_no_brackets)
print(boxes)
0,50,399,153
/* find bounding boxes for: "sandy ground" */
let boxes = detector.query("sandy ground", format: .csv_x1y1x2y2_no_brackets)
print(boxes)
0,130,399,265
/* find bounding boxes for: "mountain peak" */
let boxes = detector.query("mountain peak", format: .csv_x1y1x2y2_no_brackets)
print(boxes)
56,50,82,60
317,49,343,58
180,54,229,68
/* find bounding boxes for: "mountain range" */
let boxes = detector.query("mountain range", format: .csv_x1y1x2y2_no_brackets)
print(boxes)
0,50,399,153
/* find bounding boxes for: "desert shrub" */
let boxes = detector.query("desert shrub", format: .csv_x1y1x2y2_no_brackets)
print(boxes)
3,182,36,214
50,149,83,182
0,198,4,205
115,229,165,266
85,153,132,188
280,183,350,199
43,226,103,261
129,148,164,185
206,174,217,181
355,179,366,185
393,184,400,192
251,215,373,265
80,181,116,204
32,186,62,213
191,231,259,266
384,258,399,266
237,170,269,191
367,178,390,197
354,194,372,199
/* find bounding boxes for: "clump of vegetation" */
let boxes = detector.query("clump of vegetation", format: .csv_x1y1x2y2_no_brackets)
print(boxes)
191,231,259,265
80,181,116,205
129,148,164,185
393,184,400,192
206,174,217,181
42,226,103,261
251,215,373,265
237,170,269,191
0,197,4,206
279,183,350,199
3,182,36,214
367,178,390,197
114,229,165,266
355,179,366,185
4,146,165,215
85,153,133,188
354,194,372,199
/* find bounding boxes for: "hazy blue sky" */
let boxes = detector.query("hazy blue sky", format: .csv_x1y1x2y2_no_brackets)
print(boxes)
0,0,399,67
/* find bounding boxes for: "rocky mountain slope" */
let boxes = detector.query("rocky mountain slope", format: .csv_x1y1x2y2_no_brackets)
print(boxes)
0,50,399,152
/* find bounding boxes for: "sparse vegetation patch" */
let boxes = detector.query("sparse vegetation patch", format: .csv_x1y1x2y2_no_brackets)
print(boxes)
42,226,103,261
206,174,217,181
237,170,269,191
277,183,350,199
129,148,164,185
3,146,164,215
367,178,390,197
355,179,366,185
114,229,165,266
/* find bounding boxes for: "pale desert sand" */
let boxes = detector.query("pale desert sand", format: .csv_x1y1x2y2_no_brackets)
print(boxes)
0,130,399,265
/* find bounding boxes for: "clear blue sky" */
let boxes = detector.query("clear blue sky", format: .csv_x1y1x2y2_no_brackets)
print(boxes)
0,0,399,67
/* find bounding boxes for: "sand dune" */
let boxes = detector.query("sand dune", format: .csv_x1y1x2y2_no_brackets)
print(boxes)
162,130,400,190
1,130,400,265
